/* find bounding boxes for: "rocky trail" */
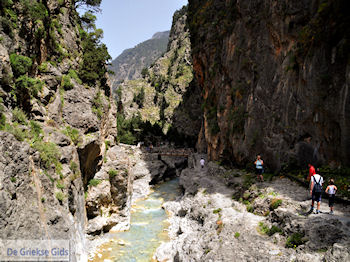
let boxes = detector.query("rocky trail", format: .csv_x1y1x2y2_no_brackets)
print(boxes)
1,1,349,262
155,154,350,262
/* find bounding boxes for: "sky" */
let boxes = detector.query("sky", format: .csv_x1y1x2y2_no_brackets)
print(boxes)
93,0,188,60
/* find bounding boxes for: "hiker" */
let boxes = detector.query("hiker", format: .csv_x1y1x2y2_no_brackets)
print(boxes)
307,163,316,181
200,158,205,169
254,155,264,182
325,179,337,215
309,171,324,214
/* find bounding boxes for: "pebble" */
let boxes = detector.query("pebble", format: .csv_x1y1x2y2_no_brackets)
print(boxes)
269,250,280,255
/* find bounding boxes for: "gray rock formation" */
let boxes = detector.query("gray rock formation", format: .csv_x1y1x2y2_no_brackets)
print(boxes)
85,145,134,235
0,1,120,261
154,157,350,261
188,0,350,170
0,132,87,261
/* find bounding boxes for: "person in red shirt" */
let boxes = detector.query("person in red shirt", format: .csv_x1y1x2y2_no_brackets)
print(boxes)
307,164,316,181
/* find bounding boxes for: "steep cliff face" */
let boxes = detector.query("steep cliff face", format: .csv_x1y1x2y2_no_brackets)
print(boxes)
109,31,169,86
188,0,350,170
117,6,202,144
0,1,123,260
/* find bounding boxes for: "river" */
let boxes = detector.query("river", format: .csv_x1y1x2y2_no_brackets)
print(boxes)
89,178,182,262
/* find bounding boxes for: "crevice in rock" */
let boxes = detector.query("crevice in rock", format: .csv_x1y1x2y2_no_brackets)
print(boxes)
88,229,101,236
77,141,102,190
149,156,188,185
68,184,76,216
102,223,116,233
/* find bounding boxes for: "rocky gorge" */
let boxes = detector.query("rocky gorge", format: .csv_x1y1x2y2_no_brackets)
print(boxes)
0,0,349,261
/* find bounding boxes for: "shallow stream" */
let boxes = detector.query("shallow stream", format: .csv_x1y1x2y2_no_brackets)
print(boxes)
89,178,181,262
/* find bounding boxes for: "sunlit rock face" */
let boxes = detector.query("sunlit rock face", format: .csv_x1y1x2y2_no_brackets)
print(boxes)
0,0,118,261
118,6,202,145
188,0,350,170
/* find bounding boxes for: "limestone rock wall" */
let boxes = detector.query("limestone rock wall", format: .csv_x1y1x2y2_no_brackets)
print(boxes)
0,1,120,261
188,0,350,170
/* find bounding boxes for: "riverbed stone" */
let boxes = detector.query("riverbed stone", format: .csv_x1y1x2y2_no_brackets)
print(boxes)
155,155,350,262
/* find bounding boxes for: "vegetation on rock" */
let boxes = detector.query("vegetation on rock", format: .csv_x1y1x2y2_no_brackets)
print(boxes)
88,179,101,187
10,54,32,77
285,232,306,248
79,11,111,86
116,6,200,147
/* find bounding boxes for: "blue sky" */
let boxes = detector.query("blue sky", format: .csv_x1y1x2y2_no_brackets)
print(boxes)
93,0,188,59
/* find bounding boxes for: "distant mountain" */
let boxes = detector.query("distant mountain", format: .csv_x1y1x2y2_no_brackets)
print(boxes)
109,31,170,87
116,6,201,143
151,31,170,39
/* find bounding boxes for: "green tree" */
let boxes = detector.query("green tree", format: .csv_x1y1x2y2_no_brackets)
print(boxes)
75,0,102,11
81,11,96,32
21,0,48,21
159,96,169,126
141,67,149,78
133,87,145,108
79,12,111,86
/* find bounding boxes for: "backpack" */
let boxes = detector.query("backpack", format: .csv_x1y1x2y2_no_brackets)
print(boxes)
313,176,323,193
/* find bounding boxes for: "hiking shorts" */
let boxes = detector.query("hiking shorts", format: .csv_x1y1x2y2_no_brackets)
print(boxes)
256,168,263,175
329,194,335,207
312,192,322,202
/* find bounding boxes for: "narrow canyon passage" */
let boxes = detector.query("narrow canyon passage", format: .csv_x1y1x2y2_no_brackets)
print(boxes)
88,148,185,261
1,1,349,262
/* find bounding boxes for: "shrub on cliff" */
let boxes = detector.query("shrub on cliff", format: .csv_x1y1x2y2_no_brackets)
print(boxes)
0,99,6,130
29,120,42,141
12,108,28,125
14,75,43,101
92,91,103,119
270,198,282,210
10,54,32,77
88,179,101,187
141,67,149,78
62,75,74,90
108,169,118,178
63,125,80,145
5,123,27,141
55,192,64,202
32,141,62,174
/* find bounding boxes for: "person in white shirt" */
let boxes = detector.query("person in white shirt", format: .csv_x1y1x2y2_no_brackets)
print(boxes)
309,171,324,214
200,158,205,169
325,179,337,215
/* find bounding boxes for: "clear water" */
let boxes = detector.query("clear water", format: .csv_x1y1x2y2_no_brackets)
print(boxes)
89,178,181,262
